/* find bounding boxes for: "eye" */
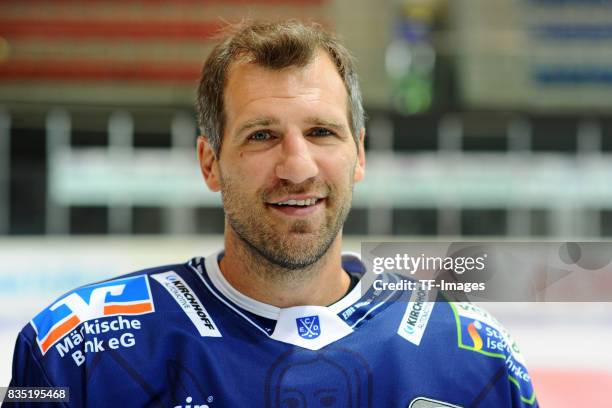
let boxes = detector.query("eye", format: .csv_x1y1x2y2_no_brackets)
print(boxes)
249,130,273,141
310,127,333,137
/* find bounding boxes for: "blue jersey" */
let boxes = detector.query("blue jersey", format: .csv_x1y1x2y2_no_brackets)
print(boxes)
7,251,538,407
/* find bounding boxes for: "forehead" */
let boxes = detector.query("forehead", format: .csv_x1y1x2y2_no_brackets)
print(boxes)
222,49,350,130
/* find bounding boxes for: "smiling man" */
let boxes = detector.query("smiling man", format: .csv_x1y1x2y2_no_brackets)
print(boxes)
197,35,364,309
7,20,537,407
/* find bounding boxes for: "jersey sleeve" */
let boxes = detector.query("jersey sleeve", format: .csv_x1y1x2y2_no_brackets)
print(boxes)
448,302,539,407
504,338,539,408
4,331,68,408
8,332,53,388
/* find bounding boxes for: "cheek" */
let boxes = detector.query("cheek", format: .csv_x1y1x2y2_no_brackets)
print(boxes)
318,152,356,184
220,157,274,193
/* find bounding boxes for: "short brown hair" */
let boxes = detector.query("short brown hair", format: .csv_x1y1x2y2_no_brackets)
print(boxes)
196,19,365,156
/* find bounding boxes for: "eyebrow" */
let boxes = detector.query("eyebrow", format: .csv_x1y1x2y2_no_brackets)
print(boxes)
304,117,348,133
235,117,280,137
234,116,348,138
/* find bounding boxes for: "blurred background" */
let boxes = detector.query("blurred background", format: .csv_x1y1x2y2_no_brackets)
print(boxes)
1,0,612,405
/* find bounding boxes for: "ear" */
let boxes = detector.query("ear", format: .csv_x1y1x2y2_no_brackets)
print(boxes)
353,127,366,182
197,135,221,192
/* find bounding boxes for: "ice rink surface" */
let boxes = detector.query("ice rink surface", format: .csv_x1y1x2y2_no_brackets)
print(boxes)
1,237,611,406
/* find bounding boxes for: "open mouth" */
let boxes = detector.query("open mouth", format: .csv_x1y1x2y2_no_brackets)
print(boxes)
266,198,324,216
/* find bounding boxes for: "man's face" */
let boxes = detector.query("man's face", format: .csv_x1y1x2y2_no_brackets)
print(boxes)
199,50,365,269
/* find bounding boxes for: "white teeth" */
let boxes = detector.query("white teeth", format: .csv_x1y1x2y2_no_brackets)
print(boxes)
275,198,318,206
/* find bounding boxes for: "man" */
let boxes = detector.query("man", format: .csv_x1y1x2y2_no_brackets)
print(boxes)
7,20,537,407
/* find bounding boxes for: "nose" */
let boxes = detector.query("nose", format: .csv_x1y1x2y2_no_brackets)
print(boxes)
274,130,318,184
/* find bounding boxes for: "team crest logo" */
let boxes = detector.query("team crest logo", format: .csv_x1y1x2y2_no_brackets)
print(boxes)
296,315,321,339
31,275,155,354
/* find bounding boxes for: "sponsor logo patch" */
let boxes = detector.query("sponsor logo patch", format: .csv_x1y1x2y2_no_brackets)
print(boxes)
31,275,154,354
151,271,221,337
451,303,536,405
296,315,321,339
174,395,214,408
397,287,435,346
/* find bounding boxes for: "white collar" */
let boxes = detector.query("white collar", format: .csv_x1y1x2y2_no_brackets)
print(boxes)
204,249,363,320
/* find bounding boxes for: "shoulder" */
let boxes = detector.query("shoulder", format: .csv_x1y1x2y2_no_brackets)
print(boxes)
8,257,226,400
391,298,538,406
20,260,199,357
447,302,524,360
411,299,528,367
444,301,537,405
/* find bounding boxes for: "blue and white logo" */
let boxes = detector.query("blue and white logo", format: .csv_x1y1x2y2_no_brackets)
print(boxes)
296,315,321,339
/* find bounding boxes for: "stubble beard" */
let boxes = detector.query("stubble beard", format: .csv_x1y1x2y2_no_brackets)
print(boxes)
219,173,353,280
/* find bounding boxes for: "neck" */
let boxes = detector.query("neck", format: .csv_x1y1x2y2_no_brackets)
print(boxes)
219,226,350,308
